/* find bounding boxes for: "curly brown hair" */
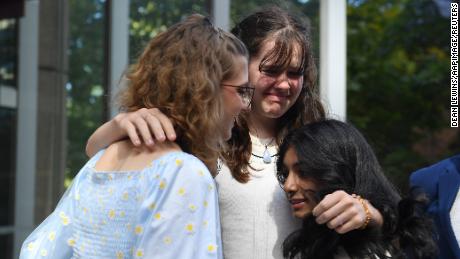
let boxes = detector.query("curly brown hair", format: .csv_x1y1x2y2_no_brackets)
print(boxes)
223,6,326,183
118,14,248,175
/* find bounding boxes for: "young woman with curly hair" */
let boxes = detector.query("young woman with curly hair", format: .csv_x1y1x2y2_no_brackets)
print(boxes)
277,119,436,259
20,14,250,259
84,7,386,259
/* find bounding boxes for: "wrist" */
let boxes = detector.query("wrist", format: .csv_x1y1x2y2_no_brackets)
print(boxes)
368,203,383,228
111,115,127,139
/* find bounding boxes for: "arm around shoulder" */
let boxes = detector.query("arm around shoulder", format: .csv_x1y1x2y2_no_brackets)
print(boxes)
86,108,178,157
86,114,133,157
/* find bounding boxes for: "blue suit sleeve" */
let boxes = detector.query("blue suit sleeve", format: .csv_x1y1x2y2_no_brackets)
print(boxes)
410,166,440,202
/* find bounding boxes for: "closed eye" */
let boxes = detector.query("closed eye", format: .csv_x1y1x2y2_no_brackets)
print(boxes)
260,67,304,79
287,70,304,78
261,68,279,76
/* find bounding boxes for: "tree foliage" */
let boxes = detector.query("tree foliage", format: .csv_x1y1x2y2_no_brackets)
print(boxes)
129,0,210,62
347,0,457,190
66,0,106,180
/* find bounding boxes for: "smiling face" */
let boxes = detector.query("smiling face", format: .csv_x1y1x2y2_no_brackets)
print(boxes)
248,40,304,121
282,147,319,219
221,55,249,140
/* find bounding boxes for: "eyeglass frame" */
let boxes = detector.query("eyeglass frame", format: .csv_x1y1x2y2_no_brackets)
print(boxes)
222,83,255,108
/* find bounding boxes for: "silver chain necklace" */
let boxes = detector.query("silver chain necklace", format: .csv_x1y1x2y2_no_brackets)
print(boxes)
251,137,277,164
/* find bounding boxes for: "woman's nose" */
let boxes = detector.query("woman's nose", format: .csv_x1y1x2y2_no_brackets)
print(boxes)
274,72,291,90
283,172,298,192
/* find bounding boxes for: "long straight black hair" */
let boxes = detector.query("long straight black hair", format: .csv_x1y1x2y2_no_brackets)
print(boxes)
276,119,436,259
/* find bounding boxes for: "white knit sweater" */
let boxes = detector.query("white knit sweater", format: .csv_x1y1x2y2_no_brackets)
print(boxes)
215,135,301,259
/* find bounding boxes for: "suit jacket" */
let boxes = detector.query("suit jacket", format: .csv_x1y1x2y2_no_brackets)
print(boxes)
410,154,460,259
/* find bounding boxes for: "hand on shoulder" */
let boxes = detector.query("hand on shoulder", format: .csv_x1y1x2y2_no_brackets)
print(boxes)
94,139,181,172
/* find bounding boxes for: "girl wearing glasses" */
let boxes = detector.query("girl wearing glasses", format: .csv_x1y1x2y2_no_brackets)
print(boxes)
20,14,248,259
277,119,436,258
85,6,386,259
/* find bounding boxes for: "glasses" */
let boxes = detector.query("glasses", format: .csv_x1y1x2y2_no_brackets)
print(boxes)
222,83,255,108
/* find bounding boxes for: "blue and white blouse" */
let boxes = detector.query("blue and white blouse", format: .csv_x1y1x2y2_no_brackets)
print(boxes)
20,150,223,259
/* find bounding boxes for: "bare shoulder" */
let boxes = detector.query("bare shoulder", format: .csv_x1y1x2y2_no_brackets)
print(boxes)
94,140,181,172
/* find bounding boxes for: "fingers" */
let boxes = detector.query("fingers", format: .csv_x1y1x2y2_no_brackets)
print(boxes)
149,108,176,141
314,192,352,225
114,108,176,147
335,219,357,234
328,209,363,234
126,123,144,146
133,115,155,146
113,113,141,146
312,190,348,219
313,190,366,234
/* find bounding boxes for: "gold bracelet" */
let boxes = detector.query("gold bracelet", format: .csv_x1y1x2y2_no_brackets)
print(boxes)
352,194,371,230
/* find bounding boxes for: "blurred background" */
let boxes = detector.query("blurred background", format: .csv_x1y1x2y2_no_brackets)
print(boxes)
0,0,456,257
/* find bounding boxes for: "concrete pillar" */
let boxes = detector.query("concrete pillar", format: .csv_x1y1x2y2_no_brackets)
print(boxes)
212,0,230,31
320,0,347,120
108,0,129,118
14,0,40,257
34,0,68,223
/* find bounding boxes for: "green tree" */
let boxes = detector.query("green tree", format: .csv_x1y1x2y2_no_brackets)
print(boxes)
347,0,457,190
66,0,107,181
129,0,210,62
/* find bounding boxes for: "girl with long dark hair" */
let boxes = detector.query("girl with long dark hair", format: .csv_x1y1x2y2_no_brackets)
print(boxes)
277,119,437,259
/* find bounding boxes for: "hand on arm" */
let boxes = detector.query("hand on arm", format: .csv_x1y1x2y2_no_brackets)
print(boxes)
85,108,177,157
312,190,383,234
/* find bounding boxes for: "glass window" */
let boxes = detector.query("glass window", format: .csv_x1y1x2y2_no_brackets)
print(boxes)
0,234,13,259
0,18,17,259
0,19,17,227
0,19,18,88
0,109,16,226
66,0,108,182
129,0,211,63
